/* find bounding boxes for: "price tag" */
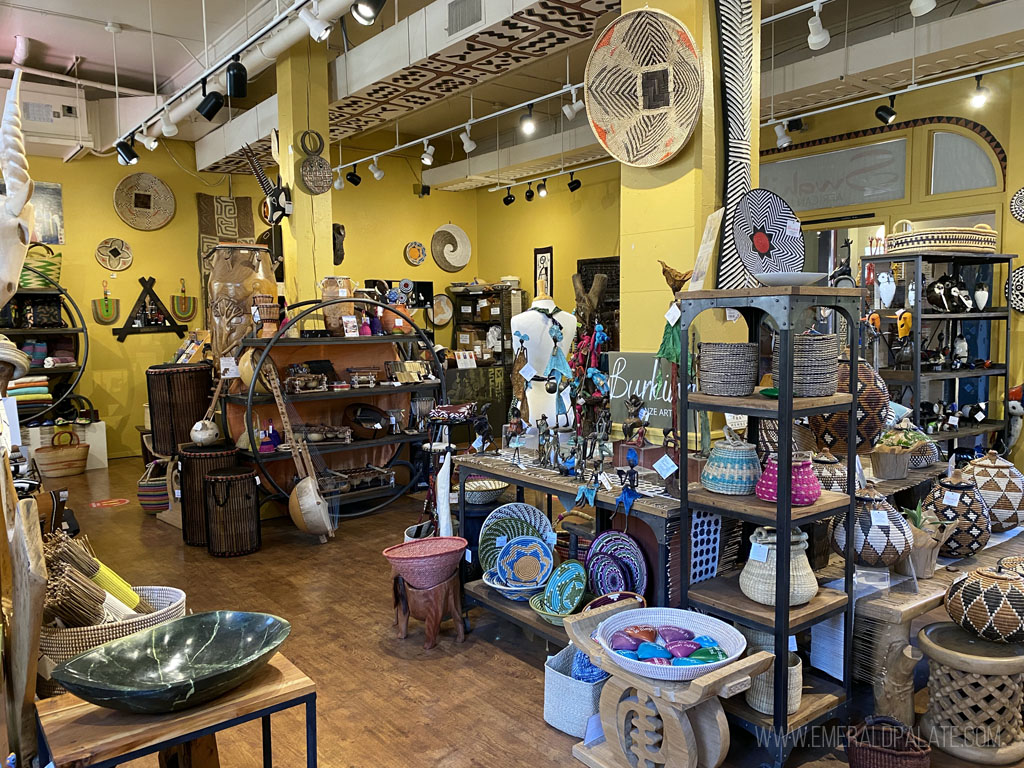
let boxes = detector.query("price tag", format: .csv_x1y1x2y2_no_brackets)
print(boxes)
749,542,769,562
664,303,682,326
255,476,261,486
544,531,558,547
495,536,508,547
394,318,404,327
491,307,501,316
870,509,889,527
461,305,472,313
477,299,488,309
947,415,960,427
725,413,748,431
220,356,241,379
251,306,261,323
975,410,986,422
519,362,538,381
599,472,613,491
471,435,484,451
174,489,181,499
943,490,962,507
785,219,802,237
59,490,69,501
653,454,678,479
465,549,473,563
725,308,740,322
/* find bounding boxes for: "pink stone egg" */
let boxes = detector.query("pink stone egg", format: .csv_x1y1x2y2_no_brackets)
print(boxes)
666,639,701,658
659,626,695,644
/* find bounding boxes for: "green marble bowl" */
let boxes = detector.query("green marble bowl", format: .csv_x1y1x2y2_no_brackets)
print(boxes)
52,611,290,713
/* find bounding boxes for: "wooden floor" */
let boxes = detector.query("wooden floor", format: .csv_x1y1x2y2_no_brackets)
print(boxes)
53,458,1017,768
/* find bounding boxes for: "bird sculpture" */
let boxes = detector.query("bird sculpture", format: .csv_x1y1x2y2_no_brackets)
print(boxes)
658,260,693,293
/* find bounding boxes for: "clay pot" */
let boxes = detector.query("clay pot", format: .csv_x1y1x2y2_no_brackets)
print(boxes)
894,522,955,579
922,469,992,558
808,359,891,455
962,450,1024,533
320,276,356,337
380,305,411,334
831,489,913,567
945,564,1024,643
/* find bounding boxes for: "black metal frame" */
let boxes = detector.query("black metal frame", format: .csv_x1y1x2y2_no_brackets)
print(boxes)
38,692,317,768
676,289,861,768
861,251,1013,448
238,297,446,519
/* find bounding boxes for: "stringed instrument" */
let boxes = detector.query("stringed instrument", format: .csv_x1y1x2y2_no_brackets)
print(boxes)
241,142,292,226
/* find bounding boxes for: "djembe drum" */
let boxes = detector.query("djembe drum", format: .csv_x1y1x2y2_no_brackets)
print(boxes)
179,442,238,546
204,467,261,557
146,363,214,456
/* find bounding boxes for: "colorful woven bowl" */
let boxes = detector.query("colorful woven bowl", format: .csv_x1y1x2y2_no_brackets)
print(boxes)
483,569,544,602
479,518,541,573
497,536,554,587
587,553,630,595
587,531,648,596
582,591,646,613
542,560,587,614
464,478,509,505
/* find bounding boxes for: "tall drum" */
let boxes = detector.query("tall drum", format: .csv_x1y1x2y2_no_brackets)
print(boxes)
204,467,262,557
146,363,214,456
179,442,238,546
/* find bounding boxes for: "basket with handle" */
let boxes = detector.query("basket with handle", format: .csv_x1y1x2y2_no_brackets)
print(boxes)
886,219,997,255
137,460,169,513
845,715,931,768
34,431,89,478
19,242,62,288
701,426,761,495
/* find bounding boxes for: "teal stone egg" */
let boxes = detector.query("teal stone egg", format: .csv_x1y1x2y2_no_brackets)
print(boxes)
637,641,672,660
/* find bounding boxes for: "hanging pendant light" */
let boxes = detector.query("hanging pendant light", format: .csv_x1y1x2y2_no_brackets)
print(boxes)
226,54,248,98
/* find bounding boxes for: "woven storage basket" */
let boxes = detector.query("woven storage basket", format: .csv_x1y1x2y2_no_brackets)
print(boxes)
38,585,186,697
464,477,509,505
137,460,169,513
701,428,761,495
746,652,802,715
772,333,839,397
595,607,746,681
383,536,468,589
544,643,606,738
34,431,89,478
19,243,62,288
698,342,758,397
738,527,819,607
908,438,940,469
886,219,997,255
845,715,931,768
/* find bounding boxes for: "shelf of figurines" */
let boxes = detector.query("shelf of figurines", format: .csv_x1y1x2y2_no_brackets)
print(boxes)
880,365,1007,383
862,251,1016,266
687,388,854,419
224,381,439,405
240,335,427,347
238,431,428,463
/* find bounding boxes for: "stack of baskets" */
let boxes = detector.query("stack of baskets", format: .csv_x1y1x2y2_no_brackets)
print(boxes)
772,333,839,397
698,342,758,397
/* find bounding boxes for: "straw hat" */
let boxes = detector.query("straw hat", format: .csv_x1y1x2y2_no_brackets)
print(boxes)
0,335,30,380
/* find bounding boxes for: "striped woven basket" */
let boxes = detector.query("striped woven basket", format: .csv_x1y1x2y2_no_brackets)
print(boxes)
886,219,998,255
698,342,758,397
34,431,89,478
772,333,839,397
137,460,169,514
19,242,62,288
38,586,186,697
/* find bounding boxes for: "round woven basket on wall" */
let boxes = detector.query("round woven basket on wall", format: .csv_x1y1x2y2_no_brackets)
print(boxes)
698,342,758,397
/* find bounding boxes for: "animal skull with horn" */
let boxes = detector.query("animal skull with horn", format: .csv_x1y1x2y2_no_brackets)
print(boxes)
0,70,34,311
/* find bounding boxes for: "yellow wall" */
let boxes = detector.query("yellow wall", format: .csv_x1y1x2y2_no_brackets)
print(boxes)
23,144,264,459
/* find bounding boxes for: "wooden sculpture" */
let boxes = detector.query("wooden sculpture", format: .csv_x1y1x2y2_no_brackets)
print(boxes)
658,260,694,294
563,603,771,768
572,272,608,330
0,70,34,312
393,572,464,650
206,244,277,360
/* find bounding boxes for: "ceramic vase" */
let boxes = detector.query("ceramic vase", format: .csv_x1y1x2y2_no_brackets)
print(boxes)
922,469,992,558
962,450,1024,532
320,276,356,337
831,489,913,567
755,452,822,506
739,527,819,607
380,305,410,334
945,564,1024,643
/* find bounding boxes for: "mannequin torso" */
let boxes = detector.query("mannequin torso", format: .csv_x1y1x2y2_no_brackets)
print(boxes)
509,297,575,428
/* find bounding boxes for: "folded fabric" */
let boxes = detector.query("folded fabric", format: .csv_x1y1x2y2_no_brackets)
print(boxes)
10,387,50,396
10,375,48,386
13,394,52,404
44,356,75,368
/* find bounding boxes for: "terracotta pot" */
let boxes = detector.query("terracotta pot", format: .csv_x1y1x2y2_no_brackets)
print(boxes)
894,523,955,579
945,563,1024,643
962,450,1024,533
380,304,411,334
808,358,891,455
831,489,913,567
922,469,992,558
320,276,356,337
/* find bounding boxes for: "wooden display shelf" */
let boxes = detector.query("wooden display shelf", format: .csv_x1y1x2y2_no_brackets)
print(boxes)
321,484,398,502
861,252,1015,265
687,388,853,418
679,286,863,300
919,311,1009,320
932,419,1004,441
686,484,850,525
686,571,848,633
0,327,83,336
463,579,568,647
723,672,846,735
866,461,945,497
28,365,81,375
240,432,426,462
225,381,440,405
241,335,424,347
880,365,1006,382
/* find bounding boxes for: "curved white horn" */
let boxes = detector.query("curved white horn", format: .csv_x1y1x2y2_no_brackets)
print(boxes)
1,69,34,217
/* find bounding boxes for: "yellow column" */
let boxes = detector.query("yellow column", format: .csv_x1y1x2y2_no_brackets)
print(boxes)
618,0,760,349
276,37,332,304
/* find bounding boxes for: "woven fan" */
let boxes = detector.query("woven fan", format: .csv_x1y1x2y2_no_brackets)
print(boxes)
91,280,120,326
171,278,198,322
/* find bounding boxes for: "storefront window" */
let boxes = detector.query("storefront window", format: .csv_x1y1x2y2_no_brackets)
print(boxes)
930,131,997,195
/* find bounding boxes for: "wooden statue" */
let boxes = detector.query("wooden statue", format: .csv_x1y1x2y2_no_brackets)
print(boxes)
393,572,464,650
572,272,608,330
622,395,648,447
658,260,693,294
206,244,277,360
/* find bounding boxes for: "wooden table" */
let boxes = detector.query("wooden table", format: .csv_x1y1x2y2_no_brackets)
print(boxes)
817,531,1024,724
464,579,568,647
36,654,316,768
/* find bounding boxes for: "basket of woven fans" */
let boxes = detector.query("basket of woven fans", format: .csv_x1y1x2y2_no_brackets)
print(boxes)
38,532,185,697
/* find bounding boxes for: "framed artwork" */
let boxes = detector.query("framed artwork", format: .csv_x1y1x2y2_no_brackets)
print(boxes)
534,246,554,297
0,180,64,244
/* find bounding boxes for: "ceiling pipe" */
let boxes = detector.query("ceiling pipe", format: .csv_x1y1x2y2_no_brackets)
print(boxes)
128,0,356,143
0,63,152,97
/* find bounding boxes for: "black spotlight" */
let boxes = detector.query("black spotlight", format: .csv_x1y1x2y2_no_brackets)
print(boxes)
786,117,804,132
115,135,139,166
502,187,515,206
352,0,387,25
196,78,225,121
525,182,535,202
875,95,897,126
537,179,547,198
226,54,247,99
345,165,362,186
567,172,581,192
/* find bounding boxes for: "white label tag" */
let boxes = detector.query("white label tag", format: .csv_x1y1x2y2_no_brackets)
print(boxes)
870,509,889,527
59,490,69,501
947,415,960,427
653,454,678,479
544,531,558,547
174,489,181,499
785,219,802,237
495,536,508,547
471,435,484,451
220,356,241,379
339,289,348,297
491,307,501,316
465,549,473,563
255,476,261,486
664,303,682,326
251,306,261,323
395,318,404,327
749,542,769,562
725,413,748,431
461,305,472,313
459,333,470,345
943,490,961,507
975,410,986,422
477,299,488,309
519,362,538,381
725,308,740,322
599,472,613,491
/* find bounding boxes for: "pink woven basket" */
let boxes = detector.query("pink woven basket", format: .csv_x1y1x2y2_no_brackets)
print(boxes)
383,536,468,589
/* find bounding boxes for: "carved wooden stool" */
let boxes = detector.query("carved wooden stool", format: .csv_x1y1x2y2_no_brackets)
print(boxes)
393,571,464,650
919,622,1024,765
563,603,772,768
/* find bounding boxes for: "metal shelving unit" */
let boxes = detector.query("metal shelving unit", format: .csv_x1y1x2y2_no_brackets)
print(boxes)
676,286,861,768
862,251,1014,450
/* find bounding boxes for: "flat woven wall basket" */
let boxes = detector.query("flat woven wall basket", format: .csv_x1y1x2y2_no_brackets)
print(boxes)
886,219,997,255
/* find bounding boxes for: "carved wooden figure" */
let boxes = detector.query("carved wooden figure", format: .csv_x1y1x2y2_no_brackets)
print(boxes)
206,244,277,360
393,572,464,650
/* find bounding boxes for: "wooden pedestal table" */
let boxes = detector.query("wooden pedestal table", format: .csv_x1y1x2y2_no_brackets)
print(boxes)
36,654,317,768
394,571,465,650
919,622,1024,765
563,603,773,768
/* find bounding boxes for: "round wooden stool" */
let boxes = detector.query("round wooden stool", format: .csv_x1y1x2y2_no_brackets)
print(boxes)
919,622,1024,765
393,571,464,650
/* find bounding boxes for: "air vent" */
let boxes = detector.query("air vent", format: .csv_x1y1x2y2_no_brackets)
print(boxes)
447,0,482,35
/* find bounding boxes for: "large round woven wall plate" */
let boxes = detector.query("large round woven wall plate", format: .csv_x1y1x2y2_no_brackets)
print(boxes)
1011,187,1024,224
95,238,133,271
732,188,805,278
584,8,703,168
113,173,176,231
1006,266,1024,313
430,224,471,272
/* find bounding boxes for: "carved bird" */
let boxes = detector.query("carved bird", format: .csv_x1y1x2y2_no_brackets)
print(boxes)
658,260,693,294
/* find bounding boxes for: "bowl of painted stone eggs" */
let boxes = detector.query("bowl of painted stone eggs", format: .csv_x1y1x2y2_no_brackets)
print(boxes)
596,608,746,681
